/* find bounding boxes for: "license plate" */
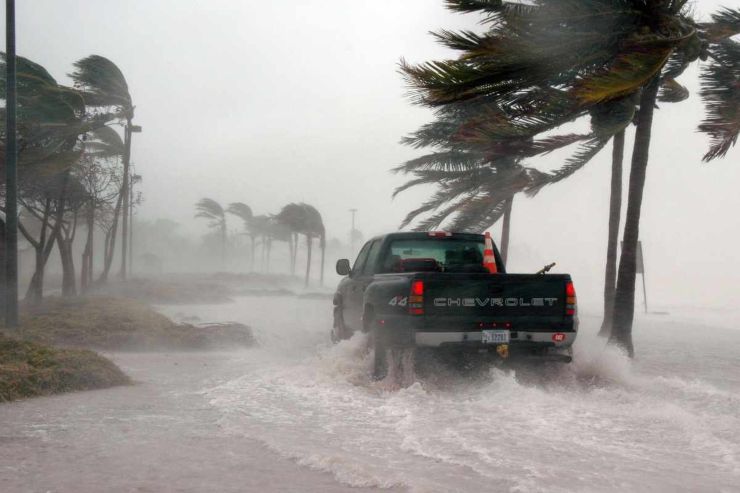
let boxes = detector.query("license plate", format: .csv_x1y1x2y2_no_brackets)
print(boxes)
482,330,510,344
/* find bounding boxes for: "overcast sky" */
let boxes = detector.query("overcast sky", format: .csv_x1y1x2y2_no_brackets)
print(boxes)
4,1,740,308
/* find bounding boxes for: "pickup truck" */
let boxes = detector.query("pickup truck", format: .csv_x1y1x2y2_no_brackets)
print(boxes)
332,231,578,378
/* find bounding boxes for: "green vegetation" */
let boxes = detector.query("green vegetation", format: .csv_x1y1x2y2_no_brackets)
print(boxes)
15,297,255,351
0,335,129,403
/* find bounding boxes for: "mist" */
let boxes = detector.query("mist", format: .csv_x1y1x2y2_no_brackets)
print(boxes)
1,1,739,492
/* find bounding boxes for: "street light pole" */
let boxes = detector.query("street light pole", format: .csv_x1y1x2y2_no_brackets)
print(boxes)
349,208,357,254
119,123,141,280
4,0,19,327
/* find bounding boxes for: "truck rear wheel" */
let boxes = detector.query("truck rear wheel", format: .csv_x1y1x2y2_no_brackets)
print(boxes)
372,329,388,380
331,306,350,343
364,308,387,380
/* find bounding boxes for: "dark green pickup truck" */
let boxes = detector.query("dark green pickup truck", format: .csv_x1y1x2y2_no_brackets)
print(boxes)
332,232,578,377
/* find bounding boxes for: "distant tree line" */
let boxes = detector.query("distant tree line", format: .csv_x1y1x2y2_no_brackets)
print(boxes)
196,198,326,287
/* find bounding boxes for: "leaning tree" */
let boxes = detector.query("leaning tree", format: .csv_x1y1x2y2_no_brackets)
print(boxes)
401,0,740,355
70,55,136,280
195,198,228,263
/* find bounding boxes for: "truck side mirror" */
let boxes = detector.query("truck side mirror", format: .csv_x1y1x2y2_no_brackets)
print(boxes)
336,259,351,276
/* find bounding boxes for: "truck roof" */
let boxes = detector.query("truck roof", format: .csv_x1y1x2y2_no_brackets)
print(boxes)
368,232,485,242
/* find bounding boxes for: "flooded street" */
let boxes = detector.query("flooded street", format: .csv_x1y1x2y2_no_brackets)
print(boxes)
2,295,739,492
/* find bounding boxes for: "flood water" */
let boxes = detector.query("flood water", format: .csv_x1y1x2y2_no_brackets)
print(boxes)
1,295,739,492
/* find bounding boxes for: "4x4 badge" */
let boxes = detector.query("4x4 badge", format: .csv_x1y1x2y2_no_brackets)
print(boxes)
388,296,408,307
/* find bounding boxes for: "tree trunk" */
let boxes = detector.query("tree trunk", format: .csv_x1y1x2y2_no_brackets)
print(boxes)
58,238,76,297
500,196,513,265
81,203,94,293
99,188,124,283
266,237,272,273
320,234,326,286
610,78,660,357
119,122,132,279
292,233,298,275
250,236,256,272
25,248,45,303
599,130,625,337
221,221,226,269
304,235,312,287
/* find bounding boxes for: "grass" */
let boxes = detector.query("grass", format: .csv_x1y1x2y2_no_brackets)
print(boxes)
14,296,255,351
0,335,129,402
0,295,255,403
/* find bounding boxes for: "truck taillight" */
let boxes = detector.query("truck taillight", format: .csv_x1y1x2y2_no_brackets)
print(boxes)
409,280,424,315
427,231,452,237
565,281,577,316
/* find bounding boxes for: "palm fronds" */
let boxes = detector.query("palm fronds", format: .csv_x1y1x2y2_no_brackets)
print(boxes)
699,39,740,161
195,198,225,228
70,55,132,113
226,202,253,222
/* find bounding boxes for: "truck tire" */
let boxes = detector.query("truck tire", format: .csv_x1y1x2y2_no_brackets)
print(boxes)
331,305,350,343
364,308,387,380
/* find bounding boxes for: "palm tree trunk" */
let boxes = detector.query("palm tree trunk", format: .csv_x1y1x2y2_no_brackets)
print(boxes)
304,235,312,287
292,233,299,276
599,130,625,337
320,234,326,286
610,78,660,357
99,188,124,283
266,238,272,273
221,222,226,269
500,196,513,265
250,236,256,272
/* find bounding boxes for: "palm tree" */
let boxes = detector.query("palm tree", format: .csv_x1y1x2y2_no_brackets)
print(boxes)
275,203,326,285
84,126,126,284
301,204,326,287
396,97,633,263
276,203,308,276
226,202,253,268
401,1,740,356
70,55,135,280
195,198,227,263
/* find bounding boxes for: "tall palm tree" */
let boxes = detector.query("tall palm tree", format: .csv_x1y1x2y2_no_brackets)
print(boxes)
275,203,326,285
276,203,308,276
195,198,227,263
401,0,740,356
70,55,135,280
301,204,326,287
226,202,253,269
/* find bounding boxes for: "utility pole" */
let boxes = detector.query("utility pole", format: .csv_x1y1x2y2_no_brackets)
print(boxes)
349,208,357,254
119,123,141,280
4,0,19,327
128,168,134,276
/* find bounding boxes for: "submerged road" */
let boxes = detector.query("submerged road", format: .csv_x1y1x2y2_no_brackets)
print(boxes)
1,296,739,492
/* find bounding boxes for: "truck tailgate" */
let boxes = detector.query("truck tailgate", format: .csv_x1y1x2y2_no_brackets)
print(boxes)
422,273,569,319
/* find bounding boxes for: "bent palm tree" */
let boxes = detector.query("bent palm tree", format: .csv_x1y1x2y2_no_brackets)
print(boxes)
226,202,254,268
71,55,135,280
401,0,740,356
195,198,227,263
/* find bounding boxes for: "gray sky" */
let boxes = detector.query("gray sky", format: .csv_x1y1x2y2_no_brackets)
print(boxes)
5,0,740,307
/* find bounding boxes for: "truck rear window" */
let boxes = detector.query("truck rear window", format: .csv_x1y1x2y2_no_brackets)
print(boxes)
381,238,486,273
